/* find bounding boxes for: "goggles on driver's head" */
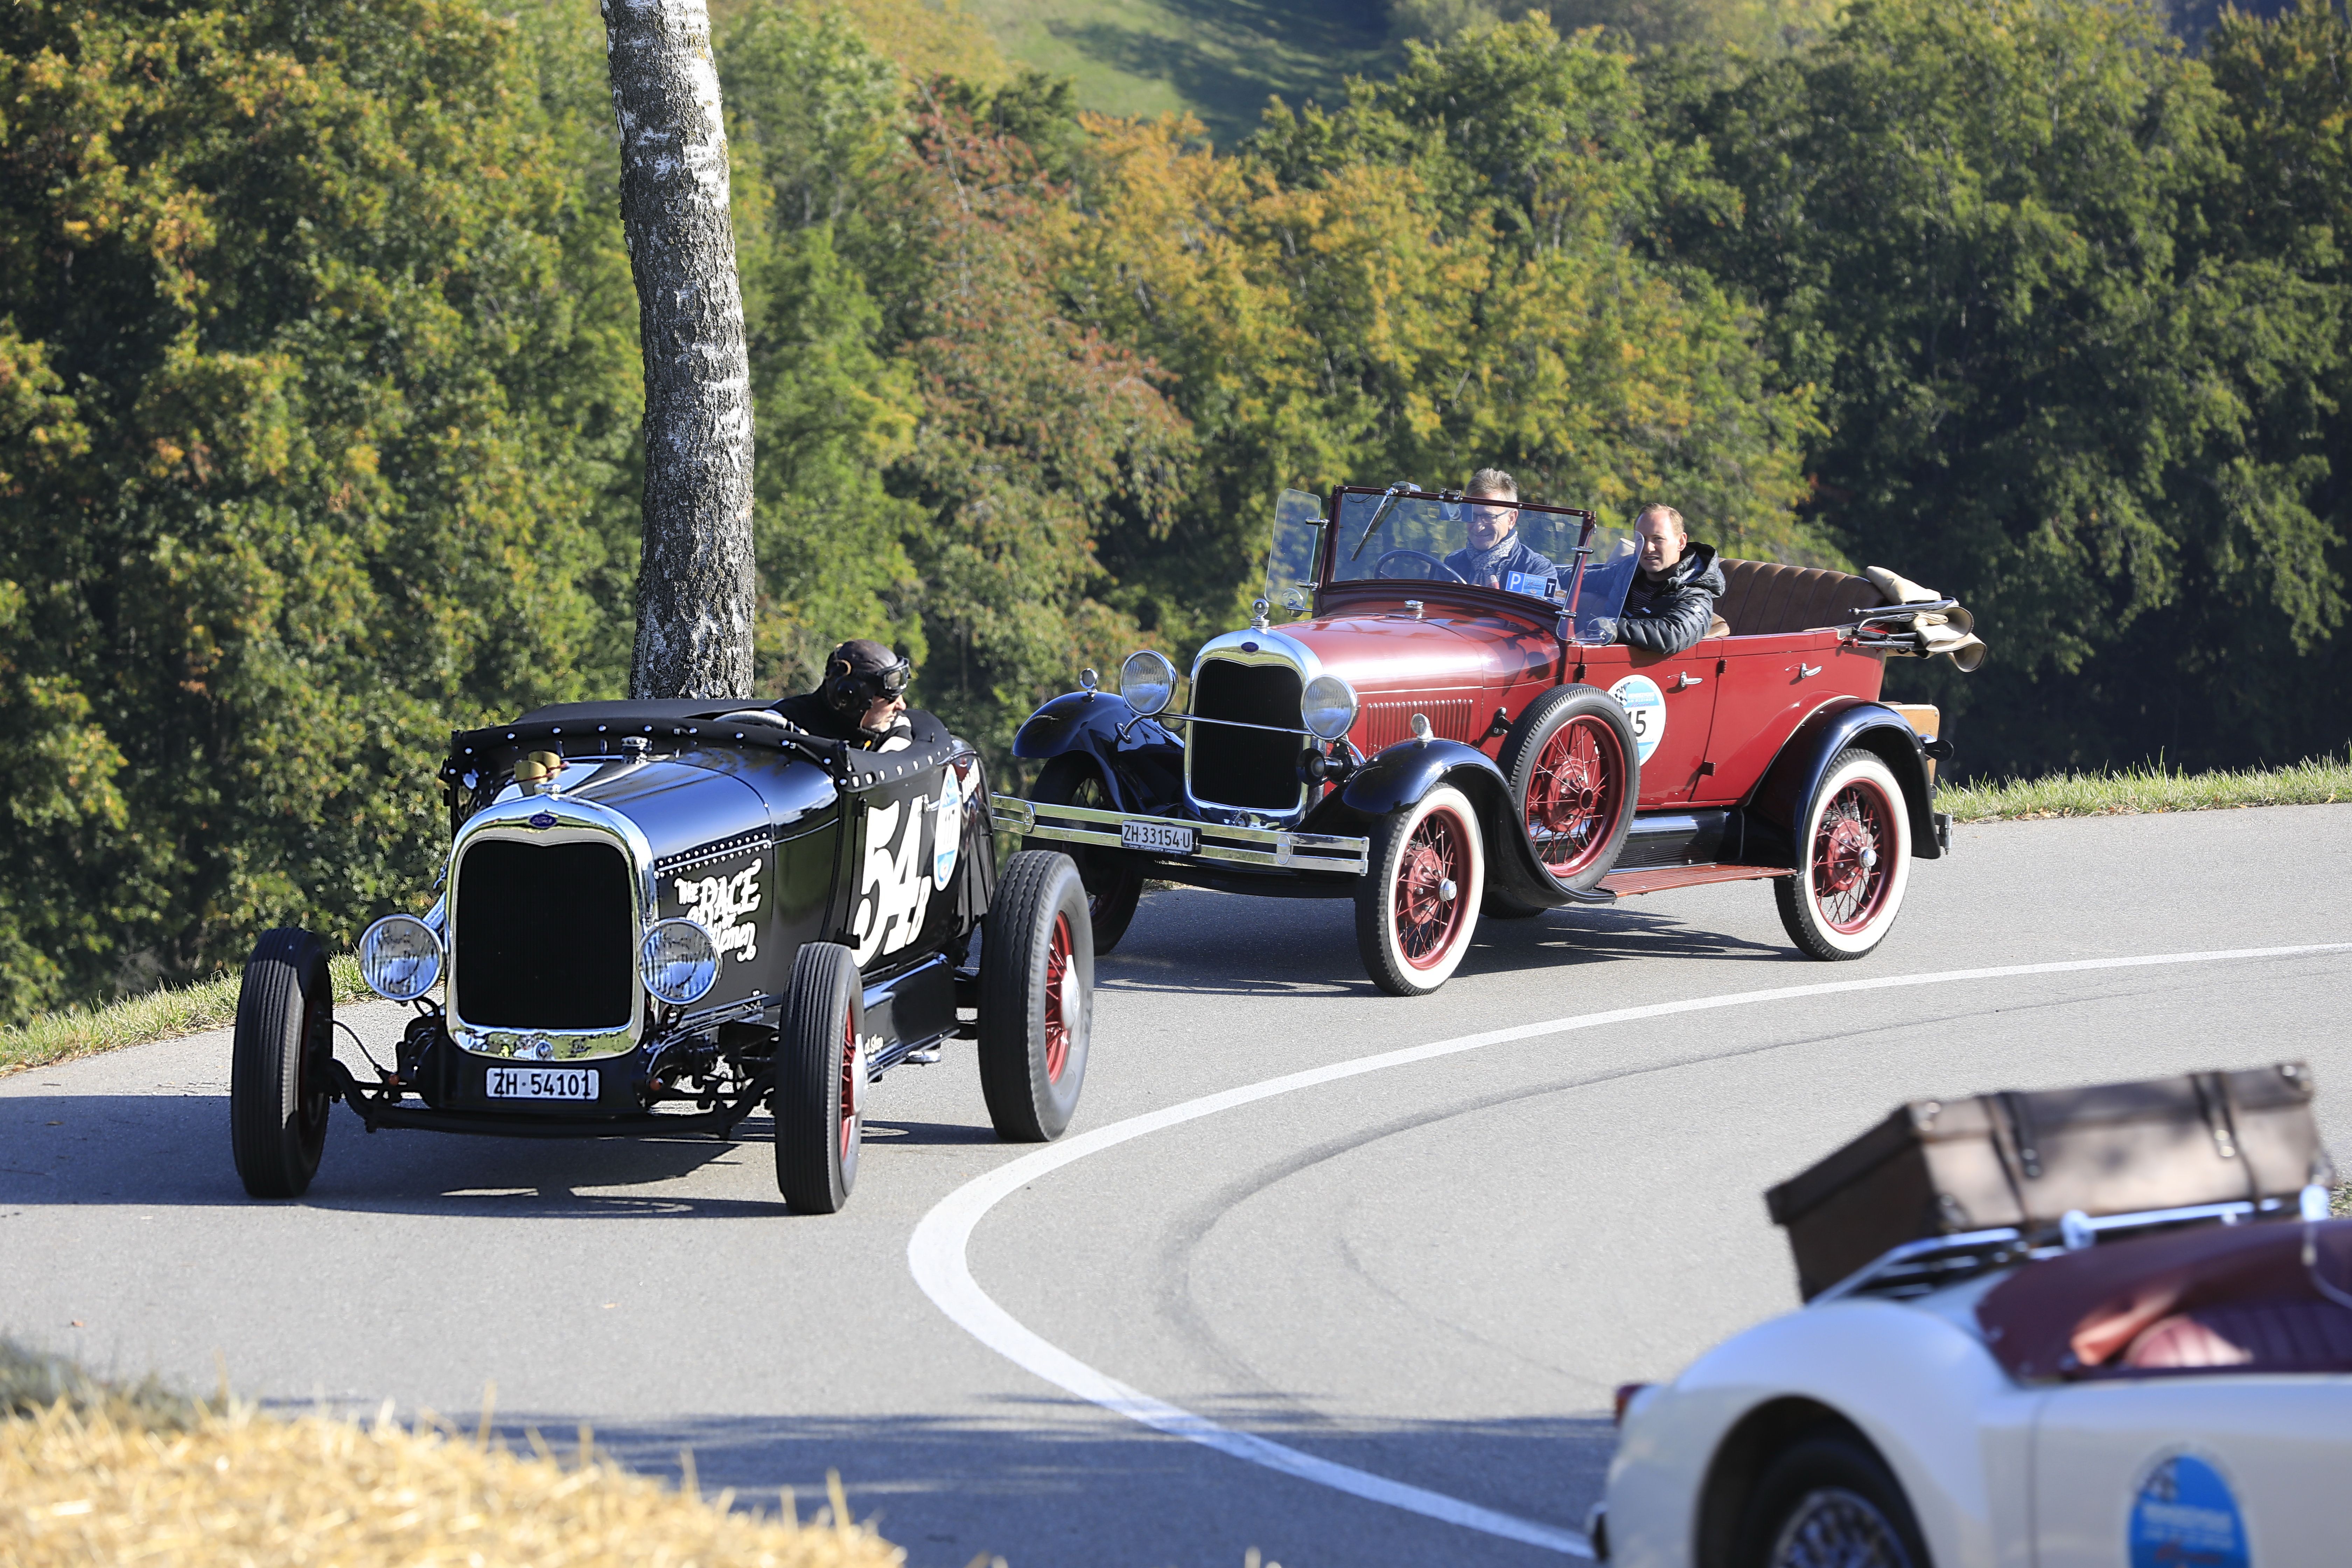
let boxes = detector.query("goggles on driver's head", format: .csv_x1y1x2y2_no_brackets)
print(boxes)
872,656,912,697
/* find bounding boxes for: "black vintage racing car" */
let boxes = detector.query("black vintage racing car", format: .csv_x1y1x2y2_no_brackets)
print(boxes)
228,699,1091,1213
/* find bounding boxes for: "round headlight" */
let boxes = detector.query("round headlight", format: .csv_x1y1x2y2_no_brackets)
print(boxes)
359,914,443,1003
1120,649,1178,717
639,918,719,1007
1301,673,1359,742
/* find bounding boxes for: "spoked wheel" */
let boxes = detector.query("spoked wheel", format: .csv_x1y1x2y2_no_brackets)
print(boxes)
1356,784,1486,996
979,850,1092,1141
1776,748,1913,960
230,928,335,1198
1494,686,1639,904
1030,755,1145,953
776,941,866,1212
1735,1433,1926,1568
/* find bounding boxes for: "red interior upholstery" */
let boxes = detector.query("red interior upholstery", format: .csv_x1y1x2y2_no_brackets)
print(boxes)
1717,560,1884,637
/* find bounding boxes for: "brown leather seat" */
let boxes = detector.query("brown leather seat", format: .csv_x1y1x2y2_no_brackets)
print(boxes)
1717,559,1884,637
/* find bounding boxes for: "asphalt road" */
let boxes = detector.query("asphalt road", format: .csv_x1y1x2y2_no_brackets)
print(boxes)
5,805,2349,1567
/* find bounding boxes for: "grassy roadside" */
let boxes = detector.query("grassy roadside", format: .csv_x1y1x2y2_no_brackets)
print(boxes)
0,954,368,1079
1937,750,2351,822
1,1339,901,1567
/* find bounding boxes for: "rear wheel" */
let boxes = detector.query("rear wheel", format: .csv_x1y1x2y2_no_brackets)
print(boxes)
979,850,1092,1141
1030,754,1145,953
1355,784,1485,996
230,928,334,1199
776,942,865,1213
1495,685,1638,897
1735,1432,1927,1568
1776,748,1913,960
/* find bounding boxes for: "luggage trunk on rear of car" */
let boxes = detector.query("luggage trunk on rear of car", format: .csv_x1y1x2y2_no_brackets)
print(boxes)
1766,1064,2333,1299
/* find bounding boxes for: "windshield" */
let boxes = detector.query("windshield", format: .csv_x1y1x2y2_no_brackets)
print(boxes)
1570,527,1640,642
1332,488,1602,597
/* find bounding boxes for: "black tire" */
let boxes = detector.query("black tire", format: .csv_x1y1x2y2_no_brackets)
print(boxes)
1735,1432,1930,1568
1354,783,1485,996
775,942,866,1213
229,928,334,1199
1030,754,1145,953
979,850,1092,1142
1775,748,1913,961
1493,684,1639,896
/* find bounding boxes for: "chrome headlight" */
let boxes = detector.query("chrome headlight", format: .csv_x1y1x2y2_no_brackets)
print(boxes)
1120,649,1178,716
639,918,719,1006
1301,673,1359,742
359,914,443,1003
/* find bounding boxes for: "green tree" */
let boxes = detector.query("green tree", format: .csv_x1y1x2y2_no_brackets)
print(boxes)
0,0,640,1016
1663,0,2344,773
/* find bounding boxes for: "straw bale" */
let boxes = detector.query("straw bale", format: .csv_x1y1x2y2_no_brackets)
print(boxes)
1,1398,904,1568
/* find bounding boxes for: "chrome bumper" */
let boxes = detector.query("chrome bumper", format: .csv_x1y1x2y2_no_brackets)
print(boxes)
990,794,1368,876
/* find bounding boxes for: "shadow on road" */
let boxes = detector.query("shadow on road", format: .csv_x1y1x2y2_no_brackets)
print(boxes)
1095,887,1796,998
434,1404,1615,1568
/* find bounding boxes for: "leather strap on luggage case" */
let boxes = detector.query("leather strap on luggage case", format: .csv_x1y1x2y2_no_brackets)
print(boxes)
2193,1071,2263,1203
1987,1091,2037,1214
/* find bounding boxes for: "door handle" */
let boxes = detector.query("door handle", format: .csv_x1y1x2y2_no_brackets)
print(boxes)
1672,673,1705,691
1797,663,1821,680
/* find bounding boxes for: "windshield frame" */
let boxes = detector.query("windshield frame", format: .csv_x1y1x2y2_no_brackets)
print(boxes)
1313,484,1600,631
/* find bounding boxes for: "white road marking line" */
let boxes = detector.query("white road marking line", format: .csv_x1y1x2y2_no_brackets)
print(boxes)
909,941,2352,1558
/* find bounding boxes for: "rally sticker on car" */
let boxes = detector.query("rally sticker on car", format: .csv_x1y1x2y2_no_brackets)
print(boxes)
1608,674,1666,764
932,765,962,890
672,861,762,964
2128,1452,2248,1568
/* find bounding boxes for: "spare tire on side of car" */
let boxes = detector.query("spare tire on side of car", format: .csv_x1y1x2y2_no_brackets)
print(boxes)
1490,683,1640,912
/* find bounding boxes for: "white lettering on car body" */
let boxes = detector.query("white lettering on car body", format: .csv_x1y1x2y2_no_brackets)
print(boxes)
673,862,762,963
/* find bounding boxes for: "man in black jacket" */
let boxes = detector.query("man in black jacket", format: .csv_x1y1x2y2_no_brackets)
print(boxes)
774,638,915,749
1614,505,1724,656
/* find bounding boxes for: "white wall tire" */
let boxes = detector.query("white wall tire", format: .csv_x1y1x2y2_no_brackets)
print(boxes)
1774,748,1912,961
1354,784,1485,996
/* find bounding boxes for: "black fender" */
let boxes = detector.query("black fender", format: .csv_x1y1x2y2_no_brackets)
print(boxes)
1748,699,1941,864
1300,739,1611,910
1010,691,1184,814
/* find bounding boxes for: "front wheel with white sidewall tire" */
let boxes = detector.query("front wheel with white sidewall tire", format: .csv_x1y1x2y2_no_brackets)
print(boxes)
230,927,335,1198
775,942,866,1213
979,850,1092,1142
1355,783,1486,996
1775,748,1913,960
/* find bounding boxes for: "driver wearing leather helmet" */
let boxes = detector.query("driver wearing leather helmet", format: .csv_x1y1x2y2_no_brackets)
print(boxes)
1442,468,1554,594
774,638,915,751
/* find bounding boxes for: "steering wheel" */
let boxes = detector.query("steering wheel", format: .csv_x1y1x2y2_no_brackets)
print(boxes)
1371,548,1468,584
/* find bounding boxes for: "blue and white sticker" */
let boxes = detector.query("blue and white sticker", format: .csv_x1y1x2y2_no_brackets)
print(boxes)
932,766,962,890
2130,1452,2249,1568
1607,674,1666,765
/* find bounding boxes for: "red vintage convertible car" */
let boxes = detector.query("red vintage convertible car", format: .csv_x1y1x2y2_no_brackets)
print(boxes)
990,486,1971,995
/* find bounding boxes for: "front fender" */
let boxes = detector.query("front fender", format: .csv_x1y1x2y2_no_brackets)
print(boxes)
1749,700,1940,863
1010,691,1184,814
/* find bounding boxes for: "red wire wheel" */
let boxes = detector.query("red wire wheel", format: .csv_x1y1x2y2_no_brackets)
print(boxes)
1811,775,1897,934
837,1007,862,1162
1042,910,1074,1083
1524,714,1628,880
1394,805,1471,969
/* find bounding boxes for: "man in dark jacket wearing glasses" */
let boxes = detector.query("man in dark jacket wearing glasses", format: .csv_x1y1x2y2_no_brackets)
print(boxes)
774,638,915,750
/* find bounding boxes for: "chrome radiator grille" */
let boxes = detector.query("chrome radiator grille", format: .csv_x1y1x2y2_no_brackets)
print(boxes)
453,838,635,1029
1189,658,1306,813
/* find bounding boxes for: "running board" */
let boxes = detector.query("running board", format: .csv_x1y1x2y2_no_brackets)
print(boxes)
1601,863,1791,897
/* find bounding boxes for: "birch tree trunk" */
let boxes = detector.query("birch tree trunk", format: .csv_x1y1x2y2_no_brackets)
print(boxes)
603,0,755,700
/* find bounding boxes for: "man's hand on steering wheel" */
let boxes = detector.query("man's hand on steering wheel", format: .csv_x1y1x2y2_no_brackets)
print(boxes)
1370,548,1468,583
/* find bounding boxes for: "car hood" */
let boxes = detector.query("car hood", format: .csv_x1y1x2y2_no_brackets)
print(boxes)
1283,612,1532,694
